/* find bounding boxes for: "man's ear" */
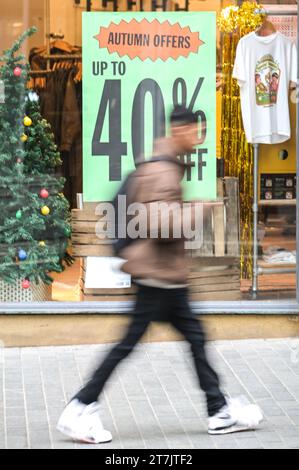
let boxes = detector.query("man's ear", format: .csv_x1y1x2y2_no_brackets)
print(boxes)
173,124,188,138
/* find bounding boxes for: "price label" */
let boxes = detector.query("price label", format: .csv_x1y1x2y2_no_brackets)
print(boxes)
83,12,216,201
84,257,131,289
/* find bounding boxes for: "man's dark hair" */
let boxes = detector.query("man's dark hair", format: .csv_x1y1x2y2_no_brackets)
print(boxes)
170,105,198,127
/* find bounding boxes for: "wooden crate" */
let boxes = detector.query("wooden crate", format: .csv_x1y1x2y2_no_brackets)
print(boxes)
78,257,241,301
189,256,241,301
79,258,136,301
190,177,239,257
72,177,240,301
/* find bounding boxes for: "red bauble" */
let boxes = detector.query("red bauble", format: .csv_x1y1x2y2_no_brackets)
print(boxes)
40,189,49,199
13,67,22,77
22,279,30,289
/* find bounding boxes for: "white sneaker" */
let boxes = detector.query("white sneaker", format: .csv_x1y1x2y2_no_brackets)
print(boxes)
208,396,263,435
57,399,112,444
208,403,237,434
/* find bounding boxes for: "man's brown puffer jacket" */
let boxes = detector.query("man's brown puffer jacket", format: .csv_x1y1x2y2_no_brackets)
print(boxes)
120,155,191,285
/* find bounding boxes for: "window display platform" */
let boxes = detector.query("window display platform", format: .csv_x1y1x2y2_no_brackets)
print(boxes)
50,258,296,304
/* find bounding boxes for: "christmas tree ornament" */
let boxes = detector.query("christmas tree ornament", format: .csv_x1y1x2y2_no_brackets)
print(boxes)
39,241,46,247
40,189,49,199
23,116,32,127
64,227,71,237
16,210,22,219
28,91,39,102
17,158,22,163
13,66,22,77
20,133,28,142
18,249,27,261
41,205,50,215
22,279,30,289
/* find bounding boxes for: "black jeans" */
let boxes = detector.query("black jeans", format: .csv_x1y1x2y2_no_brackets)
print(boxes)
74,285,226,417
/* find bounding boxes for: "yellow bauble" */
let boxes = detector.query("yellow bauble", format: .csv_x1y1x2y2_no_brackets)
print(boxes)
41,206,50,216
23,116,32,126
20,134,28,142
39,241,46,247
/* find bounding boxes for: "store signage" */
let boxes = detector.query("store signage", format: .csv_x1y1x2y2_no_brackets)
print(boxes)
260,173,296,200
82,12,216,201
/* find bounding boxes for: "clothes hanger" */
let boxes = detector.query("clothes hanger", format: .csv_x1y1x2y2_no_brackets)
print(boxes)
50,39,73,53
74,61,82,82
31,45,46,55
255,17,276,37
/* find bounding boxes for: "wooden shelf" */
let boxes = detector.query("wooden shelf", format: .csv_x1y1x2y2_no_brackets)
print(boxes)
258,260,296,269
259,199,296,206
264,225,296,230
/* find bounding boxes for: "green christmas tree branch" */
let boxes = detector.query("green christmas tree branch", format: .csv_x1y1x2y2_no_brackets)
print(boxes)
0,27,37,63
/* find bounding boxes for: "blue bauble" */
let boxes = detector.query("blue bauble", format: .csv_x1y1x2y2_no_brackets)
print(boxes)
18,249,27,261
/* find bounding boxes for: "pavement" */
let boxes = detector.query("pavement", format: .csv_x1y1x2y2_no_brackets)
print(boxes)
1,337,299,449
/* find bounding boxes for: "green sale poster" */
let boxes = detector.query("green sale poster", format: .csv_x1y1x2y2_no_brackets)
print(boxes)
82,12,216,201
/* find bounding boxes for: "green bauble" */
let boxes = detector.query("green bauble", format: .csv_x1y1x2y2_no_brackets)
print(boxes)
16,210,22,219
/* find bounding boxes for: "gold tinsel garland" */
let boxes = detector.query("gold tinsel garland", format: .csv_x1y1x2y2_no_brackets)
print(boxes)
218,2,265,278
218,2,265,36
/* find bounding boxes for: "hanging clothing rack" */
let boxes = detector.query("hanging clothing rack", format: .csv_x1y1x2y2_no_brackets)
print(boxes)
43,54,82,60
29,69,52,76
250,8,298,296
28,54,82,76
255,9,297,17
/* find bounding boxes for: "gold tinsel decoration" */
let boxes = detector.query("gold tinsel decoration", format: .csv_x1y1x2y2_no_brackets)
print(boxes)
217,5,239,33
218,3,265,279
217,2,265,34
238,2,265,36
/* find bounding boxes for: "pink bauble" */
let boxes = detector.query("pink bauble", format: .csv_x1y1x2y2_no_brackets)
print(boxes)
40,189,49,199
13,67,22,77
22,279,30,289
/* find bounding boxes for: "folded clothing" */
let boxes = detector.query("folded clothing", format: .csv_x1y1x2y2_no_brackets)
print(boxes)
263,246,296,264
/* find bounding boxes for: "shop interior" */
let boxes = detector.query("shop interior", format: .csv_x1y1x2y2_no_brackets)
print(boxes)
0,0,297,302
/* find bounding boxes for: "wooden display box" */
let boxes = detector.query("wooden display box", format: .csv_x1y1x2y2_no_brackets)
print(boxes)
72,177,241,301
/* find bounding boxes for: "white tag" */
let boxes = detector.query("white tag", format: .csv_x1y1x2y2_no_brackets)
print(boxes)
0,80,5,103
85,256,131,289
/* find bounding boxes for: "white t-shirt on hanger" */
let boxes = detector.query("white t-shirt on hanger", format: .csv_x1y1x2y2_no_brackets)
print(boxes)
232,31,297,144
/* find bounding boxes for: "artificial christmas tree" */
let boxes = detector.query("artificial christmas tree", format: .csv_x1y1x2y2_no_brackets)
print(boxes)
0,28,72,301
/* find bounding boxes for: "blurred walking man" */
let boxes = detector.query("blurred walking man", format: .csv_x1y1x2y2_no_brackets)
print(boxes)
57,106,263,444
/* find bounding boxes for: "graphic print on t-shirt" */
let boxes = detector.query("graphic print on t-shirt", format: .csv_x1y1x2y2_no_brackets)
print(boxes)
255,54,281,106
